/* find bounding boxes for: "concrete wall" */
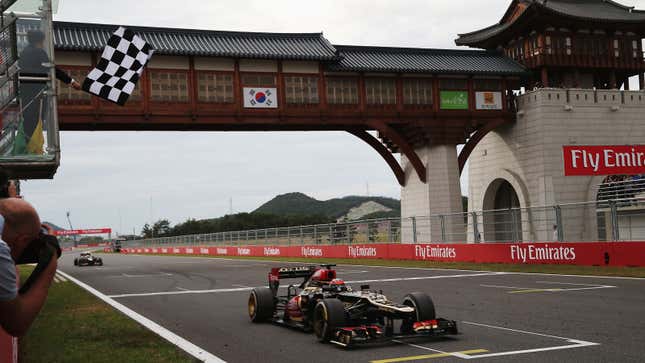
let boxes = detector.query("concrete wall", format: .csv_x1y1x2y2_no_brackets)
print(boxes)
401,145,464,243
468,88,645,242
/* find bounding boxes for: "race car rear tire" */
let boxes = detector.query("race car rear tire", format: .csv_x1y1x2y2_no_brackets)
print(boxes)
248,288,275,323
74,259,78,266
403,292,436,321
313,298,346,343
97,259,103,266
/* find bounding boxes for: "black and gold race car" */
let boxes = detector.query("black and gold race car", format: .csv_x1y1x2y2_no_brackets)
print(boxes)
73,252,103,267
248,264,458,347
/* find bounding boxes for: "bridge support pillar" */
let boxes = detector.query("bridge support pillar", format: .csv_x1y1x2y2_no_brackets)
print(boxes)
401,144,465,243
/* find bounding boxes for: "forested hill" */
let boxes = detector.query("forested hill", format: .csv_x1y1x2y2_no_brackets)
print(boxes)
253,192,400,219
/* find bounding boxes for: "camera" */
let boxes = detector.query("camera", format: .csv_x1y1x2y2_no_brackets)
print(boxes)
16,233,61,265
17,233,61,294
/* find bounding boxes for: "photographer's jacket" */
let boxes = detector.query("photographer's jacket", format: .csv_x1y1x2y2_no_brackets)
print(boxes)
0,216,17,301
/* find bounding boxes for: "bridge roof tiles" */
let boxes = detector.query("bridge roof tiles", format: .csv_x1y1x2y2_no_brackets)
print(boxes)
53,21,339,61
456,0,645,47
52,21,526,76
328,45,526,75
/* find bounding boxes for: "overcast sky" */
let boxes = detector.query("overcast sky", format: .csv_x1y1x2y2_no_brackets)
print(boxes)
20,0,645,235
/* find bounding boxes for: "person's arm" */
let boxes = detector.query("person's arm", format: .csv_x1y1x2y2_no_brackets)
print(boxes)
55,68,81,90
55,67,72,84
0,256,57,337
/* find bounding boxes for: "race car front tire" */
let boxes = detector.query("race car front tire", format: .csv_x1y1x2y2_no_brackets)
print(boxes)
313,298,346,343
74,259,78,266
401,292,436,333
248,288,275,323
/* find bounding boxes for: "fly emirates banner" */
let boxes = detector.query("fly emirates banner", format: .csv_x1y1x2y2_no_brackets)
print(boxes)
563,145,645,176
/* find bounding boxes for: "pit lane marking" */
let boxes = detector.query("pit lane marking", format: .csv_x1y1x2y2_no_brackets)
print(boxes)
371,349,488,363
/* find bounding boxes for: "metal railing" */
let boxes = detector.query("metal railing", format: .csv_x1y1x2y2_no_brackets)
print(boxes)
597,177,645,203
126,197,645,248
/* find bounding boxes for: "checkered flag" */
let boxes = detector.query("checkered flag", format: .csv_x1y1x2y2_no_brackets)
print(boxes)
82,27,154,106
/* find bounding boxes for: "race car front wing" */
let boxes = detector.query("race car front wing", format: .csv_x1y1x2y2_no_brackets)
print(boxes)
330,318,458,348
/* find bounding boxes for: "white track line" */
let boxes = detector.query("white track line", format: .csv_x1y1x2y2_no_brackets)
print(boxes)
466,341,598,359
121,273,173,278
462,321,583,341
108,287,254,298
393,340,472,359
56,270,226,363
345,272,507,284
56,273,68,282
457,321,600,359
107,272,504,299
481,281,616,293
535,281,616,287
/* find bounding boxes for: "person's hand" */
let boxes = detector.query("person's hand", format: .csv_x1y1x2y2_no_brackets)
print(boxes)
41,223,54,235
71,80,82,90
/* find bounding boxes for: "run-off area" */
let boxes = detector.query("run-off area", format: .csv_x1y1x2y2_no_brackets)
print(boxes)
59,253,645,363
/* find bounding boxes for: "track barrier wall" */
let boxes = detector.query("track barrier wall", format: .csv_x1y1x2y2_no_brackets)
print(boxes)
120,242,645,267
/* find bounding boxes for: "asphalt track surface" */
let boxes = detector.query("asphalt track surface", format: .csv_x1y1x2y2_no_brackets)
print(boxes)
58,252,645,363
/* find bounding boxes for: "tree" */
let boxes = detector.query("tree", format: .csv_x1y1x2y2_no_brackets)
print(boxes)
141,223,152,238
152,219,171,237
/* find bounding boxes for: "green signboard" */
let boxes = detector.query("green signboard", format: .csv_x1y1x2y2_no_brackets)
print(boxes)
440,91,469,110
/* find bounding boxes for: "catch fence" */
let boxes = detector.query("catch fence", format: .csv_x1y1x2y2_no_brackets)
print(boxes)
127,197,645,247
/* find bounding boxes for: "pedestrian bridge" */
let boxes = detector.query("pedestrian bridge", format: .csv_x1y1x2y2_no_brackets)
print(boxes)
52,21,523,186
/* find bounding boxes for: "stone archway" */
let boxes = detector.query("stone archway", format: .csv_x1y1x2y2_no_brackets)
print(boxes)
482,178,523,242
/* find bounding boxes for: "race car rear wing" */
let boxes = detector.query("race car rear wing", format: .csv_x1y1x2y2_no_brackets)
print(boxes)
270,266,317,280
268,265,337,294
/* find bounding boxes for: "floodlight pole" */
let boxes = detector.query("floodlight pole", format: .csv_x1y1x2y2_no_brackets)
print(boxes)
66,211,77,247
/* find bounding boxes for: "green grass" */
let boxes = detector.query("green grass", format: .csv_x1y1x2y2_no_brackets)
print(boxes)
18,266,197,363
117,252,645,278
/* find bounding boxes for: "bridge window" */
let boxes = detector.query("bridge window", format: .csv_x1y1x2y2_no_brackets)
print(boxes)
241,74,276,86
58,68,91,103
150,71,189,102
402,79,433,105
197,72,234,103
326,78,358,104
365,78,396,105
284,76,319,104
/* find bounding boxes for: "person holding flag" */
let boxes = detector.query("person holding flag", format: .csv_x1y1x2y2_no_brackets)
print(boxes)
16,30,81,155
